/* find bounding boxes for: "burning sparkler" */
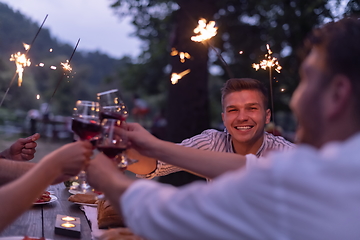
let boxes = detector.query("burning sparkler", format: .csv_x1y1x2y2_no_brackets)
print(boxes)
252,44,282,73
171,48,191,63
0,14,48,107
191,18,234,78
252,44,282,124
9,47,31,87
61,60,72,73
48,39,79,104
171,69,191,84
191,18,217,42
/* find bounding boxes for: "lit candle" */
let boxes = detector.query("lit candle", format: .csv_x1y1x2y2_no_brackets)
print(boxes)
61,222,75,228
62,216,76,221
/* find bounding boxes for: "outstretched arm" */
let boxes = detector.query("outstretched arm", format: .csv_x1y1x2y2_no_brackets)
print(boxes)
124,123,246,179
0,159,35,186
0,133,40,161
0,141,93,232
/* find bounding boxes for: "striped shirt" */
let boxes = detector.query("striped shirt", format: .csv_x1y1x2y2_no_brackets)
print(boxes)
137,129,295,179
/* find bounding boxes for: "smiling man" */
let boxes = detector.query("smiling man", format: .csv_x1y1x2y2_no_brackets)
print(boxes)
127,78,294,180
87,17,360,240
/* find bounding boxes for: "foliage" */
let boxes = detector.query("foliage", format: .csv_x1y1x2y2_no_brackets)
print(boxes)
110,0,360,136
0,2,129,118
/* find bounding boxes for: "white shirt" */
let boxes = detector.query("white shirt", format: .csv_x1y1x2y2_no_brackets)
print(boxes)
122,132,360,240
137,129,294,179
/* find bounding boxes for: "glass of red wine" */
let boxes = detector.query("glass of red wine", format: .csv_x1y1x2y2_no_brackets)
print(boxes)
71,100,101,193
96,89,138,165
96,118,129,171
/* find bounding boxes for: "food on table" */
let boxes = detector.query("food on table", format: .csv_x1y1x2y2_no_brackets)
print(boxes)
34,191,51,203
68,193,98,204
98,228,144,240
22,236,46,240
97,200,125,229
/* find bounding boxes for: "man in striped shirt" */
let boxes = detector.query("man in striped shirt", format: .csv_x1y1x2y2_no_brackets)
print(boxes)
127,78,294,179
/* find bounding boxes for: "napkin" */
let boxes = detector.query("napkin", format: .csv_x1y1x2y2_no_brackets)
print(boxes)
80,205,107,240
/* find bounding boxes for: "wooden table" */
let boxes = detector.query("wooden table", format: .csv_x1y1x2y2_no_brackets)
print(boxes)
0,183,93,239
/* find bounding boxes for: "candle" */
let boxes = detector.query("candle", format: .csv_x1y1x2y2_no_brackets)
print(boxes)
61,216,76,221
61,222,75,228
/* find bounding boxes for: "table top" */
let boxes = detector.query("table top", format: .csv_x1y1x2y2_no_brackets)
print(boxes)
0,183,93,240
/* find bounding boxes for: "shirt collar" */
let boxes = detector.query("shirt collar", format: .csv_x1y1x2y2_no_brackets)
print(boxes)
224,127,266,156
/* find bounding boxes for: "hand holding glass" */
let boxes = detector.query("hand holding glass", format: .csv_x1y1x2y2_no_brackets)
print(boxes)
71,100,101,193
96,118,129,170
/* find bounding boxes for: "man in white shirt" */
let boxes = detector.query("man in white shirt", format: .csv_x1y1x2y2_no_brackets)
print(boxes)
87,17,360,240
127,78,294,180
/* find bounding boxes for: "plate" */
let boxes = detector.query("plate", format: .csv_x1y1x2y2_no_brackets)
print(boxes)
68,189,84,195
68,189,102,195
33,194,58,205
71,201,97,207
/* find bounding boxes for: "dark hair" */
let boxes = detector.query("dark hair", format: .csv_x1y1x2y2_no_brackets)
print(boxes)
220,78,269,109
305,17,360,113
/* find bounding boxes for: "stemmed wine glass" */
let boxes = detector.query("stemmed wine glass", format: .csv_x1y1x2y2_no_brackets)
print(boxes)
97,89,137,167
71,100,101,193
96,118,129,170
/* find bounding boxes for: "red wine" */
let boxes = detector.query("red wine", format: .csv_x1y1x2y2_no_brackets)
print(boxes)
99,111,126,122
97,146,126,159
72,118,101,140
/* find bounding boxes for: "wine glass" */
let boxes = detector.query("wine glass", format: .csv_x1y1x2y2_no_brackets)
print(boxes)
97,89,138,166
96,118,129,170
71,100,101,193
97,89,128,121
95,118,130,200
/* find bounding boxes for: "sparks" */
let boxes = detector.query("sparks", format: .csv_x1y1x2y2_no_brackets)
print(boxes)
49,48,53,52
61,60,72,72
239,51,243,54
36,94,40,99
171,48,191,63
191,18,218,42
252,44,282,125
23,43,30,51
50,66,57,70
9,49,31,87
171,69,191,84
252,44,282,73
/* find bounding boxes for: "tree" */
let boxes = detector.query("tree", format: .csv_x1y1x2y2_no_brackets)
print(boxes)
110,0,359,184
0,2,128,119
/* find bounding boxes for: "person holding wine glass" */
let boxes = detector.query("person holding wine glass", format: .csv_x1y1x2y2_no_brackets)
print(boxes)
86,17,360,240
0,140,93,232
97,89,137,168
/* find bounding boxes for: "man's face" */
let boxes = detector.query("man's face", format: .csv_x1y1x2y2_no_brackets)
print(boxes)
290,47,328,146
222,90,270,146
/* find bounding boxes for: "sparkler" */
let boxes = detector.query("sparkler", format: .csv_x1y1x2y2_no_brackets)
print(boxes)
0,14,48,107
47,38,80,105
171,69,191,84
191,18,234,79
171,48,191,63
191,18,217,42
252,44,282,124
9,46,31,87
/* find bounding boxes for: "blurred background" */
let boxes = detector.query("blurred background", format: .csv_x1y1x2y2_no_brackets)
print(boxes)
0,0,358,167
